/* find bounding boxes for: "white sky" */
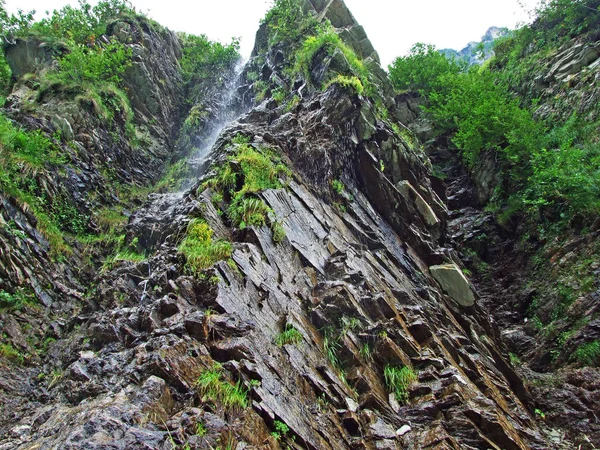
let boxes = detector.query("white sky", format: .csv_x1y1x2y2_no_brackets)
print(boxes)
6,0,540,68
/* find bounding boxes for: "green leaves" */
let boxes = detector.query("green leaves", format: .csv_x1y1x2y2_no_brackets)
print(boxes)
388,43,464,95
179,33,240,87
57,38,132,85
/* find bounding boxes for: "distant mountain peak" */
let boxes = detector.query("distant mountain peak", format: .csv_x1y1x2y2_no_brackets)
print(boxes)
440,26,510,66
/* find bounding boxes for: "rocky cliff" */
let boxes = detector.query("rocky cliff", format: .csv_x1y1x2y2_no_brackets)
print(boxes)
0,1,587,449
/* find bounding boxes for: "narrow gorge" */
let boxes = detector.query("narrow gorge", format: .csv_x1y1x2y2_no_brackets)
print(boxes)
0,1,599,449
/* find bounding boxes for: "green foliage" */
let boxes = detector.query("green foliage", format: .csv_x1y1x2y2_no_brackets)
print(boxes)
359,343,373,361
384,365,417,404
390,40,600,225
0,115,73,253
324,74,364,95
102,236,146,271
389,43,464,95
270,420,291,442
272,87,287,104
228,197,272,229
179,33,240,87
534,408,546,420
272,221,286,243
509,352,522,367
261,0,321,45
0,342,24,364
573,340,600,367
322,328,341,369
0,289,35,310
425,67,539,169
533,0,600,42
179,219,232,273
196,422,207,437
294,28,371,94
31,0,138,45
331,179,345,195
56,39,131,85
196,364,248,411
276,324,303,346
204,136,289,239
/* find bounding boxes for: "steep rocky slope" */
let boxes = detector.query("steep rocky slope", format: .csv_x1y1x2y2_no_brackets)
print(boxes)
0,1,583,449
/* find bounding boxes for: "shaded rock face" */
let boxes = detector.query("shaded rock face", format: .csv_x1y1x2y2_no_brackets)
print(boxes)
0,2,568,450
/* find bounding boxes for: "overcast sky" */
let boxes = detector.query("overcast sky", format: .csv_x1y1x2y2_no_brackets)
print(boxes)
6,0,540,68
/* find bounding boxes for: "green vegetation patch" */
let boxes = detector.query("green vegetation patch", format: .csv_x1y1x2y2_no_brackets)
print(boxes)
294,28,371,95
204,135,289,239
388,39,600,227
384,364,417,404
573,340,600,367
179,219,232,273
196,364,248,411
275,324,303,347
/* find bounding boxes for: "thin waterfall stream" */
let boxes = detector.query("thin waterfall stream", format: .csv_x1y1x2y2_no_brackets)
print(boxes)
177,60,248,192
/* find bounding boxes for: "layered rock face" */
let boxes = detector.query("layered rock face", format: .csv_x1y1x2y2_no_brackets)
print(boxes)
0,1,569,449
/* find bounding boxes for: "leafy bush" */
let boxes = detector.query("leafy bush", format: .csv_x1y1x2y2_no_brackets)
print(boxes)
30,0,137,45
261,0,321,45
324,75,364,94
228,197,272,229
0,115,71,253
389,41,600,225
573,340,600,367
56,39,131,85
388,43,463,95
179,219,232,273
204,136,289,238
179,33,240,87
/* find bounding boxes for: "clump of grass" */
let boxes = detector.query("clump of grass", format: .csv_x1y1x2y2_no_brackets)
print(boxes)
359,343,373,361
179,219,232,273
228,197,272,229
324,74,364,95
0,343,25,364
384,365,417,404
196,364,248,411
323,329,341,369
573,340,600,367
294,28,371,95
276,324,303,346
203,135,289,240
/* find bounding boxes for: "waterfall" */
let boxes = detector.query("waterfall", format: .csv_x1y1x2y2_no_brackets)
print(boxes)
178,59,248,192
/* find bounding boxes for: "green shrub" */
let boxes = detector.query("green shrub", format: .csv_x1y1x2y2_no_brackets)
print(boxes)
388,43,464,95
0,289,35,310
261,0,321,45
0,115,71,254
56,39,131,85
331,179,345,195
179,219,232,273
384,365,417,404
324,74,364,94
0,342,24,364
30,0,137,45
228,197,272,229
179,33,240,87
276,324,303,346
